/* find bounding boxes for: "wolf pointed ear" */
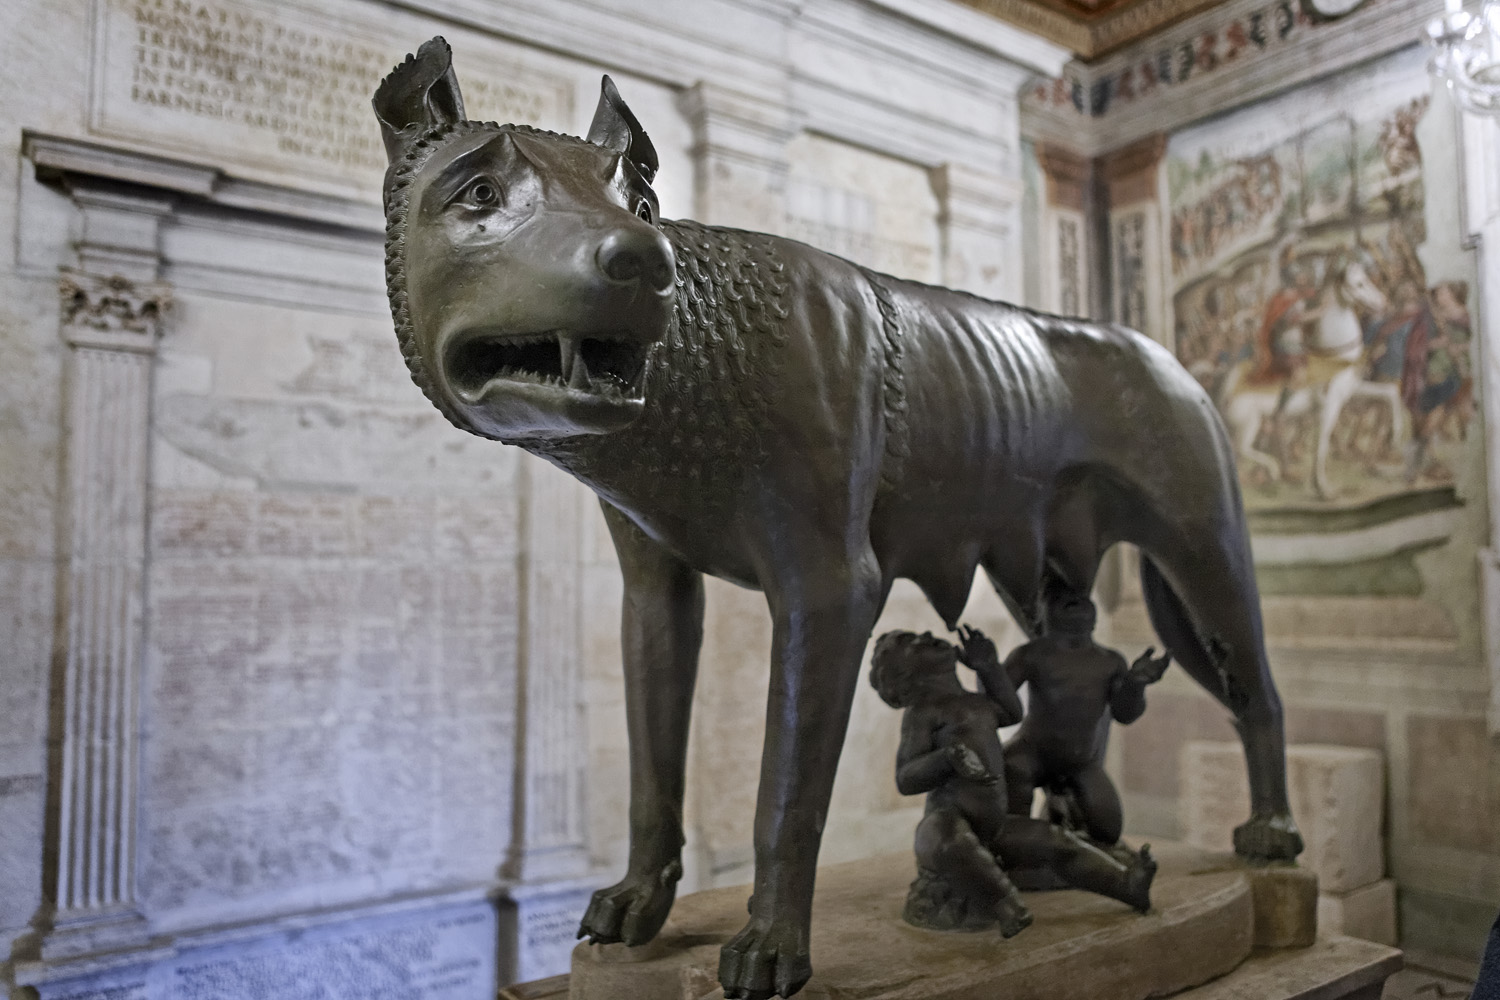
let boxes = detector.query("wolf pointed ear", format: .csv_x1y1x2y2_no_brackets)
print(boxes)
588,75,659,184
373,37,466,162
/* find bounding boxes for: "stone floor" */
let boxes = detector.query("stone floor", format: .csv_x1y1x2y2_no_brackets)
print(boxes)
1380,953,1478,1000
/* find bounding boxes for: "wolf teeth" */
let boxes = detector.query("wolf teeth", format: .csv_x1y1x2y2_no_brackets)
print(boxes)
558,335,580,382
569,351,591,389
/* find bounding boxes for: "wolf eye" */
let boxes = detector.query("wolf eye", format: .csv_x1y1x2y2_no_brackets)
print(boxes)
635,199,654,223
465,179,500,207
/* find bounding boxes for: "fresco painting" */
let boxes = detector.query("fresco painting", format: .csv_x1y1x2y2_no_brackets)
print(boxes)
1167,59,1477,525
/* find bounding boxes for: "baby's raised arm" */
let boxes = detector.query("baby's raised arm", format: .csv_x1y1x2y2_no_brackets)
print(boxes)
1109,646,1171,724
959,626,1025,726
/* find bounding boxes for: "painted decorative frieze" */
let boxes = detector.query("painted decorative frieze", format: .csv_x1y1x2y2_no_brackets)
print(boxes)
1027,0,1314,120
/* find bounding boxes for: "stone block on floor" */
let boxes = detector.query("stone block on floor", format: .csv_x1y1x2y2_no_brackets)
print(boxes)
1319,878,1397,947
1179,741,1385,893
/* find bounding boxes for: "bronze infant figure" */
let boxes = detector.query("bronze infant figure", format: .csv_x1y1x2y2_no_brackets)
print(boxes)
870,628,1155,934
373,38,1301,1000
1002,595,1171,849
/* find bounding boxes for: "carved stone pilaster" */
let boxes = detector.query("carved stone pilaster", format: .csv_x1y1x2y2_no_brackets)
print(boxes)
677,82,797,234
1458,111,1500,738
44,270,171,959
1036,144,1094,317
932,162,1023,301
1101,135,1168,341
497,455,599,982
504,455,590,885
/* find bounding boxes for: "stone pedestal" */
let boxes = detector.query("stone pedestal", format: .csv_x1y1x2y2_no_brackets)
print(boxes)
570,843,1256,1000
1247,864,1320,949
1180,741,1392,944
1180,937,1402,1000
501,875,607,986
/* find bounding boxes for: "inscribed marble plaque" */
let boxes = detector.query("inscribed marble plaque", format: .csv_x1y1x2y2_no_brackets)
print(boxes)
90,0,574,195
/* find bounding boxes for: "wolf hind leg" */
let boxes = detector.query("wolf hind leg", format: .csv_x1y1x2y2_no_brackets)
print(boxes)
1138,548,1302,861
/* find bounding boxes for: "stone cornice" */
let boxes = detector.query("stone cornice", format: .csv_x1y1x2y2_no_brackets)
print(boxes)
23,132,383,234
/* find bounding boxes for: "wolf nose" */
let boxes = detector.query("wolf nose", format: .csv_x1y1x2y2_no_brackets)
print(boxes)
596,228,675,293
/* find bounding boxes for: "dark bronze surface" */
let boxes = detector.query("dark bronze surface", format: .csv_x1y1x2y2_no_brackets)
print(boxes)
1002,597,1169,846
374,38,1302,999
870,627,1156,933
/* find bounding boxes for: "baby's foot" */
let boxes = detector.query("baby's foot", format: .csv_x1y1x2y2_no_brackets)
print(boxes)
1123,843,1157,913
996,890,1033,938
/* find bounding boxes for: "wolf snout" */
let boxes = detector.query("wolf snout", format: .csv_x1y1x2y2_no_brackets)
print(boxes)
596,227,675,294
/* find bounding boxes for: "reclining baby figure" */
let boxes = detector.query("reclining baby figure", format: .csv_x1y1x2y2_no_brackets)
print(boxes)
870,605,1164,934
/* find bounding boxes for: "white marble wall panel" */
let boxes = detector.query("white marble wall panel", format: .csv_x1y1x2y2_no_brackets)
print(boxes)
0,272,65,942
26,895,495,1000
785,133,942,283
142,294,522,932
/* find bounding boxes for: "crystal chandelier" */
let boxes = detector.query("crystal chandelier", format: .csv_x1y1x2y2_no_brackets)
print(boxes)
1427,0,1500,115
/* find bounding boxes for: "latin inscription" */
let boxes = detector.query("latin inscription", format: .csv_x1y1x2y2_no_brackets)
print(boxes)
92,0,574,192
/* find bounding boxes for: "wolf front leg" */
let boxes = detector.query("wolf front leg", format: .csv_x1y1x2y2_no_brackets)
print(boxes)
578,502,705,946
718,550,884,1000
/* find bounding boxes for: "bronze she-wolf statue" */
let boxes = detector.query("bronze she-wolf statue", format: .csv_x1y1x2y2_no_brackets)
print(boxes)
373,38,1302,1000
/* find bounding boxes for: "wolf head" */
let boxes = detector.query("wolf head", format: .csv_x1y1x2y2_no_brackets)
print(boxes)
375,38,676,441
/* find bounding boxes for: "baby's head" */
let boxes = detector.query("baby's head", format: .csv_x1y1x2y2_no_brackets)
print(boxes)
870,630,957,708
1045,595,1097,637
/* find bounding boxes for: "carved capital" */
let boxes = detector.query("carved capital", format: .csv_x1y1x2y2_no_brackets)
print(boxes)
58,270,172,353
1101,133,1168,208
1036,143,1092,212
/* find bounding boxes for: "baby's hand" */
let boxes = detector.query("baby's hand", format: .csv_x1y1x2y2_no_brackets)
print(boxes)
947,743,995,784
1129,647,1171,684
957,626,998,670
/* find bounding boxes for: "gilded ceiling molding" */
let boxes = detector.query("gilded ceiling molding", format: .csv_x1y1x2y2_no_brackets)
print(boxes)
956,0,1226,59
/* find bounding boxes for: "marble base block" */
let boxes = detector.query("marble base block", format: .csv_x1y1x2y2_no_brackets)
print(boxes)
1179,742,1386,893
1247,864,1320,948
16,895,497,1000
502,877,608,985
1319,879,1398,946
1182,936,1402,1000
570,843,1255,1000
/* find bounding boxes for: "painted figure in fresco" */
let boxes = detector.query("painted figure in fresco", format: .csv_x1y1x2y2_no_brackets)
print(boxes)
1000,596,1171,849
1249,247,1318,389
1424,281,1474,443
1220,247,1396,496
1370,279,1475,481
870,628,1156,933
375,40,1303,999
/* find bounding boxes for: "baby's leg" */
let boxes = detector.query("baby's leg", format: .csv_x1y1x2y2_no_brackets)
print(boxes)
1070,763,1124,845
1002,733,1041,817
997,817,1155,912
910,809,1032,936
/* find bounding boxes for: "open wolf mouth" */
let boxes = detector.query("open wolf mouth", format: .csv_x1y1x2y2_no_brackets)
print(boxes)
447,330,649,402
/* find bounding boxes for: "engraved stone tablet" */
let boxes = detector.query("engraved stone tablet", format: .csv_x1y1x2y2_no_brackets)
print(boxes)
91,0,574,196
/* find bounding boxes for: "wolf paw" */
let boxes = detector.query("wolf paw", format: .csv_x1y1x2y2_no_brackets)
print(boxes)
718,916,811,1000
577,862,680,946
1233,812,1304,861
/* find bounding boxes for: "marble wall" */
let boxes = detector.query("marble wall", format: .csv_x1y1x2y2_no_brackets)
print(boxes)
1020,0,1500,964
0,1,1067,997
